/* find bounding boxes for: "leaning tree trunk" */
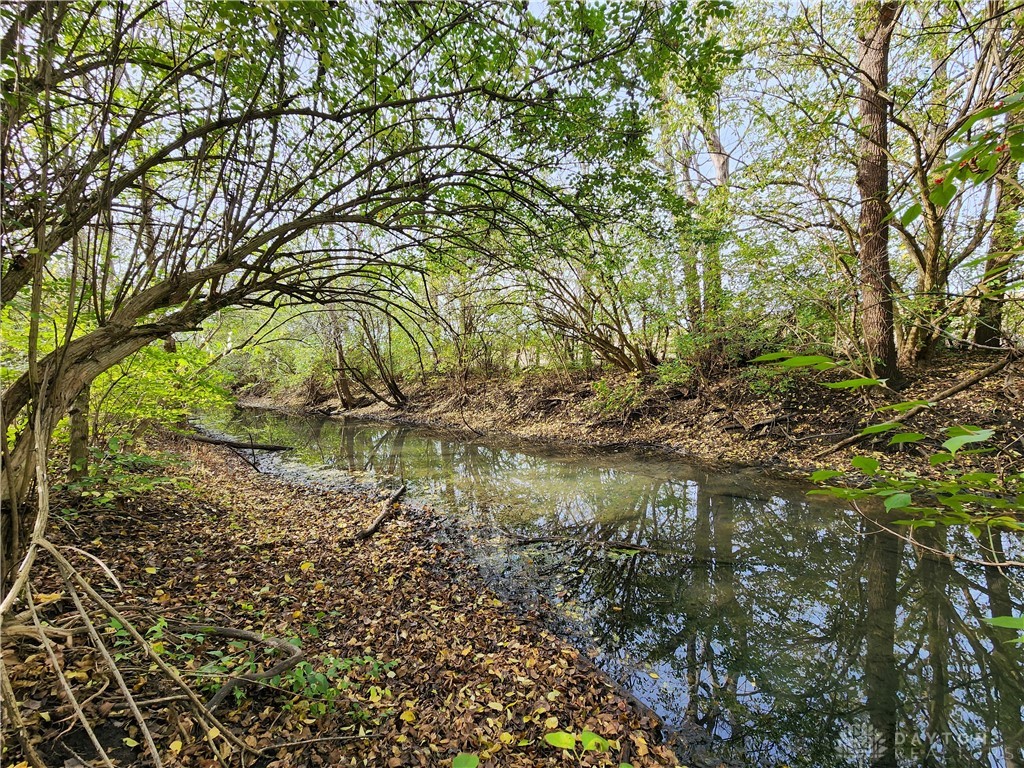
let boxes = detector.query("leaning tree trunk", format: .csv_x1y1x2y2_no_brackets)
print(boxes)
974,113,1023,348
855,0,901,380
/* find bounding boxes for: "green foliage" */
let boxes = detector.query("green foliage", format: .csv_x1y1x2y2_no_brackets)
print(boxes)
591,375,646,423
59,440,188,512
91,342,233,438
653,359,694,391
541,728,619,759
811,431,1022,534
738,365,800,399
267,655,397,717
983,615,1024,644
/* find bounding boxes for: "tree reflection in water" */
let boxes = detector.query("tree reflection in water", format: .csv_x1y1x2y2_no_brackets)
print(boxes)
203,408,1024,768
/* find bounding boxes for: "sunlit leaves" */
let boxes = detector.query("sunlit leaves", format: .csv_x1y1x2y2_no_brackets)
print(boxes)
941,426,994,455
544,731,577,749
888,432,926,445
850,455,879,475
822,377,884,389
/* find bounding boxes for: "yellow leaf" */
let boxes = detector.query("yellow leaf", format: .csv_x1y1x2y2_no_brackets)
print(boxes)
544,716,558,729
499,732,514,744
169,740,183,754
144,567,158,575
34,592,63,605
648,672,659,680
399,709,416,723
207,727,221,741
123,738,140,748
487,701,503,711
300,561,313,572
635,736,649,756
292,610,303,619
313,580,325,591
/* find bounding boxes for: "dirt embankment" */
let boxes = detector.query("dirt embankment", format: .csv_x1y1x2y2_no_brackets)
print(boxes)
244,351,1023,478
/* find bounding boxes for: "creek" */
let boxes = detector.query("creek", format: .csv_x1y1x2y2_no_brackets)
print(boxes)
200,407,1023,768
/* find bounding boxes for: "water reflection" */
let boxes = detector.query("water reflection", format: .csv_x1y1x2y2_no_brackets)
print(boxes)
201,408,1024,768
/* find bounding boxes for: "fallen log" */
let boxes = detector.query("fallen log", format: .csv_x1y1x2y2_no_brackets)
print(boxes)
184,434,293,452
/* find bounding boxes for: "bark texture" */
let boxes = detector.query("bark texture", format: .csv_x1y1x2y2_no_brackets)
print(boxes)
856,1,901,379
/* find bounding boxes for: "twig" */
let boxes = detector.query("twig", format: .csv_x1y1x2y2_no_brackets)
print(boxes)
815,352,1018,459
337,485,407,546
59,545,123,591
177,624,304,713
256,733,375,753
39,540,256,756
57,561,164,767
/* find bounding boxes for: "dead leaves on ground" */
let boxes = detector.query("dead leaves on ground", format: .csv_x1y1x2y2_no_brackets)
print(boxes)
3,440,676,767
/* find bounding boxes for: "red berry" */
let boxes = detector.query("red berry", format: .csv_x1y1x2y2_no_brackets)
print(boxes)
933,176,945,185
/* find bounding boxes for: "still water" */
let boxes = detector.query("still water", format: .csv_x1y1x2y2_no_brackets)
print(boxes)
201,408,1023,768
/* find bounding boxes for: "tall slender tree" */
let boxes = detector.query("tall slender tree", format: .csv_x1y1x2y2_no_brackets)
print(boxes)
855,0,901,379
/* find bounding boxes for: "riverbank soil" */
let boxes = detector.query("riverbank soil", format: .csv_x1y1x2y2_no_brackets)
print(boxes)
1,438,678,768
254,350,1022,477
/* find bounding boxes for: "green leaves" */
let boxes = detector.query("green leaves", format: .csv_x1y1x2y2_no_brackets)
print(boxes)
542,729,610,753
860,423,902,436
809,469,843,483
579,731,609,752
888,432,925,445
984,615,1024,630
850,456,879,475
900,203,921,226
941,427,993,455
883,492,912,511
544,731,577,749
452,754,479,768
822,377,884,389
750,352,835,370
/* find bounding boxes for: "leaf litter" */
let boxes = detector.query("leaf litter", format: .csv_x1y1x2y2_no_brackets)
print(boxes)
2,437,678,767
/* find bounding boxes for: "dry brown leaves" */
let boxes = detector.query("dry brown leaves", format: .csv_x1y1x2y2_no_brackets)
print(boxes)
2,438,677,768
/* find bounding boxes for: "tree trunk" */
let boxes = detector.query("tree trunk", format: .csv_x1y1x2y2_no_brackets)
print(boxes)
67,387,90,482
974,113,1023,348
333,344,357,408
863,522,902,768
856,1,901,380
701,124,729,324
